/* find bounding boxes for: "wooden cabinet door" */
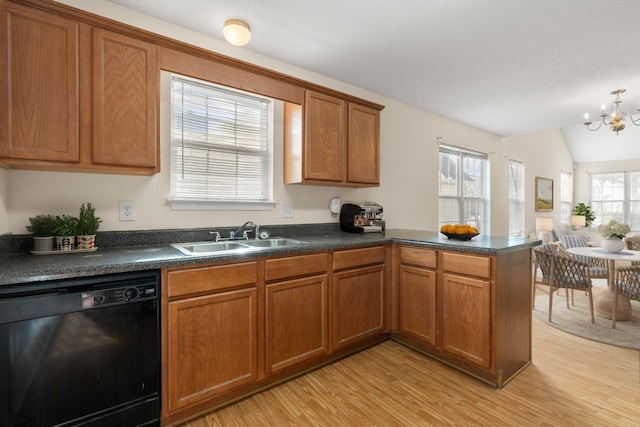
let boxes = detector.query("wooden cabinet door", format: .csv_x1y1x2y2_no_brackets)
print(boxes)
265,275,328,374
441,273,491,368
347,103,379,185
332,264,385,349
92,28,158,169
166,288,257,413
398,265,437,345
303,91,346,183
0,3,79,162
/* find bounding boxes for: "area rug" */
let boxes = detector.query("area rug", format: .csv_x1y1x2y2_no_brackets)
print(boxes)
533,294,640,350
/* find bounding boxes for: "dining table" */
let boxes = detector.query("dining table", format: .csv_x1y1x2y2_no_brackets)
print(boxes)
567,246,640,321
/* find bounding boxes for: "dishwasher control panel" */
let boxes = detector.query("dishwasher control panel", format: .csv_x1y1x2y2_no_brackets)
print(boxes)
81,283,157,309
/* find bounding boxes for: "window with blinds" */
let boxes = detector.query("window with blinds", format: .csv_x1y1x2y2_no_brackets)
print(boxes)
438,144,489,233
508,160,524,236
560,171,572,225
169,74,274,209
590,171,640,229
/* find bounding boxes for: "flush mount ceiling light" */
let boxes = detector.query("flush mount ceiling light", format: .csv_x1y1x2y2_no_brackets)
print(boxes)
223,19,251,46
583,89,640,134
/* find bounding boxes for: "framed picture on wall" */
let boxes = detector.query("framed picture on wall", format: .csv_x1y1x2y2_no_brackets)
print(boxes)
535,176,553,212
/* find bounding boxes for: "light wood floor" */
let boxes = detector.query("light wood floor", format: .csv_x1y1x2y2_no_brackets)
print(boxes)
180,289,640,427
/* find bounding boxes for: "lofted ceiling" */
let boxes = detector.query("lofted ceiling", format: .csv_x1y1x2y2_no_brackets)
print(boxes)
107,0,640,163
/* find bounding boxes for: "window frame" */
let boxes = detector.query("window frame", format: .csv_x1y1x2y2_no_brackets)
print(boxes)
168,73,276,211
589,171,640,230
508,159,524,237
438,144,489,233
560,171,573,225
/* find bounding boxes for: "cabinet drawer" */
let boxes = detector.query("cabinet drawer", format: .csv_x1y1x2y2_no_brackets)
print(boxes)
442,252,491,279
399,246,437,269
333,245,386,271
167,261,258,297
265,253,328,282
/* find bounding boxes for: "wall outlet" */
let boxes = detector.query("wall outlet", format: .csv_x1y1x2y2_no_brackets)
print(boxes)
281,202,295,218
119,200,136,221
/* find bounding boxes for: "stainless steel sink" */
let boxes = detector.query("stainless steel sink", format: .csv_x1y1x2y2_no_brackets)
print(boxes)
171,238,308,256
171,241,254,256
243,238,308,248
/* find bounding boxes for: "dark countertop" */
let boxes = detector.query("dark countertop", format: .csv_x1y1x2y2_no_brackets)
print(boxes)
0,226,540,286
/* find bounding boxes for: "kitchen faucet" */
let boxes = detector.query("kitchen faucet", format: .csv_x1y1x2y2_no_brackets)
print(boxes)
230,221,257,240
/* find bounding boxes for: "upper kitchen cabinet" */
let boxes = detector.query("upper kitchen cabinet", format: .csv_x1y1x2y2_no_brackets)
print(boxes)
0,3,80,163
0,3,159,175
284,90,382,187
347,103,380,184
92,28,158,170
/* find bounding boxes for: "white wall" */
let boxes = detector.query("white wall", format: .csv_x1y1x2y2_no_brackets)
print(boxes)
502,129,575,235
1,0,527,236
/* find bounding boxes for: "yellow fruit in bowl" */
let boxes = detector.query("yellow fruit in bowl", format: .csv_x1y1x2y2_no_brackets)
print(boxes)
440,224,479,236
456,226,468,235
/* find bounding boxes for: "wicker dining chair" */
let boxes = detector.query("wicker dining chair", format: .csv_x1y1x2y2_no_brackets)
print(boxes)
558,234,609,286
532,246,595,323
612,265,640,328
532,243,555,308
625,236,640,266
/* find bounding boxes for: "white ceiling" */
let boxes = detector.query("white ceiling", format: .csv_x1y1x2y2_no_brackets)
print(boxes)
108,0,640,163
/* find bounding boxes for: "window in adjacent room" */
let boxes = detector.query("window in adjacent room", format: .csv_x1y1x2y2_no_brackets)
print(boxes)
438,144,489,233
508,160,524,237
560,171,573,225
590,171,640,229
169,74,275,210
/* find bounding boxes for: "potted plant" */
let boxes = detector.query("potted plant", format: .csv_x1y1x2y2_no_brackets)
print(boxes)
26,214,57,252
597,219,631,253
76,202,102,250
55,215,79,251
573,203,596,227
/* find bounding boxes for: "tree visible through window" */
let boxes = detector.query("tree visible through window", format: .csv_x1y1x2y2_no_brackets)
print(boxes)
439,145,489,232
169,74,274,208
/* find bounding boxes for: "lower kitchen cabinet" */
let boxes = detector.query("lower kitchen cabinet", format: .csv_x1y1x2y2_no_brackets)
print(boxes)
397,246,437,346
393,244,531,387
441,273,491,368
265,275,328,373
332,246,386,349
398,265,437,345
166,288,257,412
264,252,329,374
163,261,259,417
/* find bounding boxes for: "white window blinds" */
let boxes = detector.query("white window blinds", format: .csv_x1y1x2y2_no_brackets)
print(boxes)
508,160,524,236
170,75,273,206
438,144,489,233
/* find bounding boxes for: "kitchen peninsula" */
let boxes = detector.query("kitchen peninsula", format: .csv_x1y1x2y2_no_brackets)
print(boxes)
0,226,538,425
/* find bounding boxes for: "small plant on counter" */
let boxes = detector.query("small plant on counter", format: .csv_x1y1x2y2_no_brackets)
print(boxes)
26,215,57,237
55,215,79,237
76,203,101,250
77,203,102,236
26,214,57,252
55,215,79,251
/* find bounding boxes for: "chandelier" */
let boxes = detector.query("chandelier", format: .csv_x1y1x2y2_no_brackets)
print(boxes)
583,89,640,134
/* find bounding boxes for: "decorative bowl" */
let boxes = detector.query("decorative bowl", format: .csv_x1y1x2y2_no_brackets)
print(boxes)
441,232,479,241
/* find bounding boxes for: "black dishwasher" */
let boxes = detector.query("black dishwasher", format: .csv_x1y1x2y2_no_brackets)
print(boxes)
0,270,160,427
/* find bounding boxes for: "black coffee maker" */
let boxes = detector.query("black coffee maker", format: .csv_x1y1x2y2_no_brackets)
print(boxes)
340,202,384,233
